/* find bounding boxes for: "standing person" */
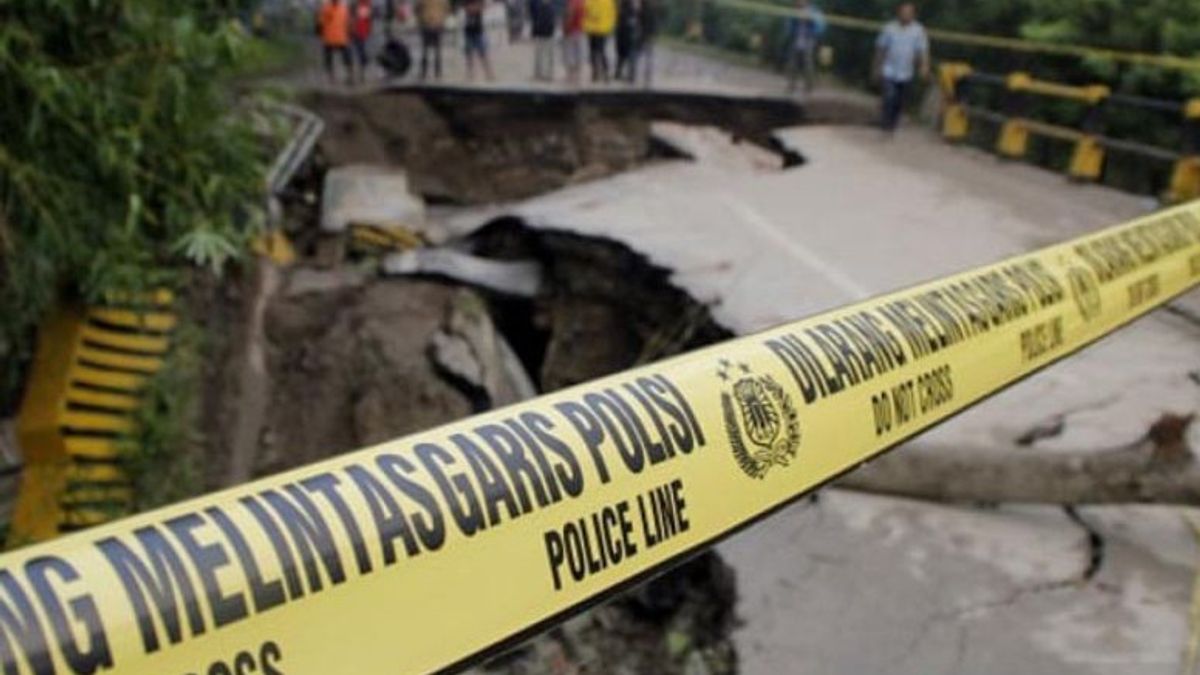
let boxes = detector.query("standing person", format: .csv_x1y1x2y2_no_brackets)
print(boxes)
318,0,353,84
464,0,496,81
561,0,586,85
350,0,375,83
873,2,930,133
505,0,527,42
583,0,616,83
416,0,450,80
785,0,826,94
529,0,558,81
614,0,640,83
637,0,659,85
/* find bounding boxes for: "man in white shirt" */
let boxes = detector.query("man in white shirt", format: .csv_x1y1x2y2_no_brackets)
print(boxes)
873,2,930,133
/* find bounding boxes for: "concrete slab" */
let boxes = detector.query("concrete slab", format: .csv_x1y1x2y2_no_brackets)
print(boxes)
725,491,1199,675
443,123,1200,673
452,125,1199,451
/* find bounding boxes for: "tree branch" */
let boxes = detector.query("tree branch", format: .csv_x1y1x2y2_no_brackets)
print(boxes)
840,414,1199,505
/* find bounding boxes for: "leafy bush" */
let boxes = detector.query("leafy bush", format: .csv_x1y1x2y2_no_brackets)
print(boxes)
121,319,206,511
0,0,267,409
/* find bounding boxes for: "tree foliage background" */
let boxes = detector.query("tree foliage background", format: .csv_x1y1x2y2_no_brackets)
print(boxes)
673,0,1200,96
0,0,266,410
667,0,1200,194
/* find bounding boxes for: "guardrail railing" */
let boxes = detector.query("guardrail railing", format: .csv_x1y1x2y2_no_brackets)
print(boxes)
8,292,177,548
939,63,1200,201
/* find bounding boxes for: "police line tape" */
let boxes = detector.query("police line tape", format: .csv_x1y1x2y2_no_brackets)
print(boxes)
2,203,1200,675
709,0,1200,73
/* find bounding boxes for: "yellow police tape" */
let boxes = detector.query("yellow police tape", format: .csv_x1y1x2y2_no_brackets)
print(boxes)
2,203,1200,674
711,0,1200,73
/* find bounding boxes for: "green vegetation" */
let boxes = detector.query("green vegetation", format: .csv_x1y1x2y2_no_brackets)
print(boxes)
0,0,269,410
666,0,1200,194
121,319,206,511
670,0,1200,97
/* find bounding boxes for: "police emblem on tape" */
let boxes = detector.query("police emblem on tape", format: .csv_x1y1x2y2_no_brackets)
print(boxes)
718,360,801,479
1067,265,1102,323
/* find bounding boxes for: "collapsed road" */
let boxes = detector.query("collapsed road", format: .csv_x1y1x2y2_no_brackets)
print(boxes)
191,76,1199,675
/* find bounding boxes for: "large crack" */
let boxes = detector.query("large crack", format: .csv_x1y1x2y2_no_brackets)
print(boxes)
1165,303,1200,329
1063,506,1106,582
898,506,1105,667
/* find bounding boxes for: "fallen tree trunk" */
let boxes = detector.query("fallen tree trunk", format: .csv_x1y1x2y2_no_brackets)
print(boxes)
840,415,1198,505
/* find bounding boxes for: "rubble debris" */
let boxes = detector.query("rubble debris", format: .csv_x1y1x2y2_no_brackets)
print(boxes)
256,279,475,474
431,289,538,410
320,164,430,234
650,122,784,173
305,90,811,204
384,248,543,298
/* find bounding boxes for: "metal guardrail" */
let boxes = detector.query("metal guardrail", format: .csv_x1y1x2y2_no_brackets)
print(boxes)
709,0,1200,73
8,293,177,548
938,63,1200,200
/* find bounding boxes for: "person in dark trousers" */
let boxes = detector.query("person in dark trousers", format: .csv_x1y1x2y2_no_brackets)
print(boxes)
505,0,527,42
614,0,640,83
636,0,658,85
873,1,930,133
416,0,450,80
318,0,353,84
464,0,496,81
561,0,586,84
785,0,826,94
529,0,558,81
583,0,616,82
350,0,375,82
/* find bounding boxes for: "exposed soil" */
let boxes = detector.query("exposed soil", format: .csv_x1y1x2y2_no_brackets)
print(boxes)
195,226,739,673
260,277,475,472
188,87,814,674
304,88,806,205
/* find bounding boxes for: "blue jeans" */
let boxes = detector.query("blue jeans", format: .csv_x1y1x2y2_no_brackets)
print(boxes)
881,78,911,132
465,30,488,57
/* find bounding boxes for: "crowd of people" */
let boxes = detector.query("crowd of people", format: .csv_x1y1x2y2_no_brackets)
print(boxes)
313,0,660,86
313,0,931,132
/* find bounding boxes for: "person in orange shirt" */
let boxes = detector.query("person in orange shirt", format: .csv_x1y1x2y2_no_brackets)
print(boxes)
318,0,353,84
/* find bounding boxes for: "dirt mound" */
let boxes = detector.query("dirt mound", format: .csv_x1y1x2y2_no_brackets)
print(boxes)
307,92,651,205
258,277,474,475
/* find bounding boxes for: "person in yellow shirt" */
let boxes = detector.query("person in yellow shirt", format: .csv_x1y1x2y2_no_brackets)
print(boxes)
416,0,451,80
583,0,616,82
317,0,353,84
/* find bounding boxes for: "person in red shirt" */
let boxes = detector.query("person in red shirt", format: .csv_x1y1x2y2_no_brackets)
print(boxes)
350,0,375,82
562,0,586,84
318,0,353,84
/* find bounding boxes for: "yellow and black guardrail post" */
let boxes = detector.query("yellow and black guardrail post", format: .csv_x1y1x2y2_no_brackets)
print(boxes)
995,73,1033,159
938,62,972,142
1069,83,1110,182
9,291,176,547
348,222,428,257
1170,100,1200,204
0,203,1196,673
995,72,1111,182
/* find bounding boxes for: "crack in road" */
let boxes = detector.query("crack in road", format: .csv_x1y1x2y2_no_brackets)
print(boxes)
1015,394,1122,447
1064,506,1106,581
1165,303,1200,330
900,510,1105,666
